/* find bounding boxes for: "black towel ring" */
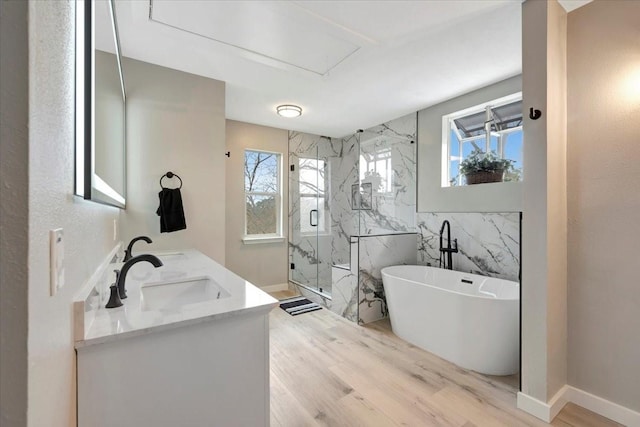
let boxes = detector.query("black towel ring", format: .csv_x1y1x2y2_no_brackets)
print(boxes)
160,171,183,189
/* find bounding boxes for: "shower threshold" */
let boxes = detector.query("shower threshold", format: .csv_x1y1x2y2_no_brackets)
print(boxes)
289,280,332,300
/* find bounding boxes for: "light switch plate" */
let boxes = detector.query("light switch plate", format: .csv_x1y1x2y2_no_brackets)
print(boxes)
50,228,64,296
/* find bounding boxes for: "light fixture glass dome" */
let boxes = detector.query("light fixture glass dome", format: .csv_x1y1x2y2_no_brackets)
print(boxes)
276,104,302,118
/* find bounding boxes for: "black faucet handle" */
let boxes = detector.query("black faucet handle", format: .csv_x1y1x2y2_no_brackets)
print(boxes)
114,268,127,300
105,284,123,308
106,270,123,308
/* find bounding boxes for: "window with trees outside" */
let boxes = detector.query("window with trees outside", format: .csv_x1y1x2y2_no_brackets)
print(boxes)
244,150,282,239
444,93,523,187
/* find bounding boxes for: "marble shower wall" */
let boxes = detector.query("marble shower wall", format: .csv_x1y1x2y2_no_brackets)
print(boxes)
329,133,359,268
358,233,417,324
358,113,417,236
416,212,520,282
289,113,418,292
294,234,416,325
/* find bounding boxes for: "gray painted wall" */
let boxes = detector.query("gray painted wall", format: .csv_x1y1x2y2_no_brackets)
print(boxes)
417,76,522,213
27,2,121,425
0,1,29,425
567,0,640,412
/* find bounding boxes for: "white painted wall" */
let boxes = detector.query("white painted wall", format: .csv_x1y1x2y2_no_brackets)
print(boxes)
27,2,121,426
417,76,522,213
567,0,640,412
225,120,289,287
521,0,568,403
0,1,29,425
120,58,226,264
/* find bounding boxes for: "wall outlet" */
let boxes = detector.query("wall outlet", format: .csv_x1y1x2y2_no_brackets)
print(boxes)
50,228,64,296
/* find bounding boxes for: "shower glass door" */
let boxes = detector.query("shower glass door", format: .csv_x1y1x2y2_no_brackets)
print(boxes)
289,134,321,293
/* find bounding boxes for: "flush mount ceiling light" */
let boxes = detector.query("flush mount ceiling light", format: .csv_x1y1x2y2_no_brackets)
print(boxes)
276,104,302,118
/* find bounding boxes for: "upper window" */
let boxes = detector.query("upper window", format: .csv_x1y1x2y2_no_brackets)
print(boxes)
443,93,523,187
244,150,282,238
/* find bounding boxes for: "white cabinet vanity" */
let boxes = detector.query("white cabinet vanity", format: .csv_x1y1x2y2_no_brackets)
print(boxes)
74,250,277,427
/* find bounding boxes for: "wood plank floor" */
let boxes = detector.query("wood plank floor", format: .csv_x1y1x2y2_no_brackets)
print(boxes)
269,293,622,427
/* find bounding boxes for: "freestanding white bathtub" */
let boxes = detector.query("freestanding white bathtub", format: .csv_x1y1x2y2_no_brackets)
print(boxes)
381,265,519,376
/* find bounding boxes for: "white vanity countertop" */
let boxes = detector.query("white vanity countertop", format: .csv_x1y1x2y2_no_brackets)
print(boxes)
75,249,278,349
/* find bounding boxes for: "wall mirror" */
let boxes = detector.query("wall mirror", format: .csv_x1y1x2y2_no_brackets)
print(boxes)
75,0,126,208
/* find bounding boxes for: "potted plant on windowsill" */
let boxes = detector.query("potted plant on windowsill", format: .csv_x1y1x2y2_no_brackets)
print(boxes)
460,149,515,185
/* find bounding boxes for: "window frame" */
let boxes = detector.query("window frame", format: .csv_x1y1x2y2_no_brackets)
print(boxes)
441,92,523,187
243,148,284,243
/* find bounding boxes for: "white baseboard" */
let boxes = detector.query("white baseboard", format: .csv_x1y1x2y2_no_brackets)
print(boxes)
260,283,289,292
518,385,640,426
517,385,569,423
564,386,640,427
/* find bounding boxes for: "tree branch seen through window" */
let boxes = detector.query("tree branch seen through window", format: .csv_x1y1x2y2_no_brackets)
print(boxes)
245,150,281,236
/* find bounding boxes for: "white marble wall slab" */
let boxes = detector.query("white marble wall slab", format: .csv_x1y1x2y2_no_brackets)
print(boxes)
416,212,520,282
329,134,359,267
358,233,417,324
331,266,358,322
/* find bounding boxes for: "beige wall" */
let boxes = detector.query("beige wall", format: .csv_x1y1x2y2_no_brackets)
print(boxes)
121,58,226,265
27,2,121,426
567,0,640,412
545,0,568,399
521,0,567,402
0,0,29,425
225,120,289,287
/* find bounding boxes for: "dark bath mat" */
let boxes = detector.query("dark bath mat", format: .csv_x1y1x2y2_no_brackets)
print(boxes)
279,297,322,316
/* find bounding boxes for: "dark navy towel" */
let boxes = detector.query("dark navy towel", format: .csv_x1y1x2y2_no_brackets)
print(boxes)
156,188,187,233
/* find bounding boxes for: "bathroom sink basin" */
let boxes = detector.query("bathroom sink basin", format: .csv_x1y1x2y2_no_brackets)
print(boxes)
140,276,231,311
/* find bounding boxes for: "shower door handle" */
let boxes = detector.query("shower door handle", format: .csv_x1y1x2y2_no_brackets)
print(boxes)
309,209,318,227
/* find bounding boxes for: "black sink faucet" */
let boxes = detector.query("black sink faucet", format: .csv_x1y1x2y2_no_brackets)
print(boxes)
116,254,163,299
439,220,459,270
123,236,152,262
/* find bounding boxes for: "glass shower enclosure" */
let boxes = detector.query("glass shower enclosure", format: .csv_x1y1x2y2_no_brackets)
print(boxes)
288,133,335,295
288,115,417,301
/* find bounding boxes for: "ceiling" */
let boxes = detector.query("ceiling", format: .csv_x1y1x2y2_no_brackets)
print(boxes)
100,1,587,138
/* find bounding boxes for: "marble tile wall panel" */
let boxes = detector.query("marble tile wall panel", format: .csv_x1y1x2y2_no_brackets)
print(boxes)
288,236,332,290
330,266,358,322
416,212,520,282
366,113,418,140
358,113,417,236
358,233,417,324
292,267,357,322
330,134,359,266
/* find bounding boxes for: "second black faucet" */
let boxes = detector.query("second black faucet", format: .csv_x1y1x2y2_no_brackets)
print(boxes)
123,235,153,262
